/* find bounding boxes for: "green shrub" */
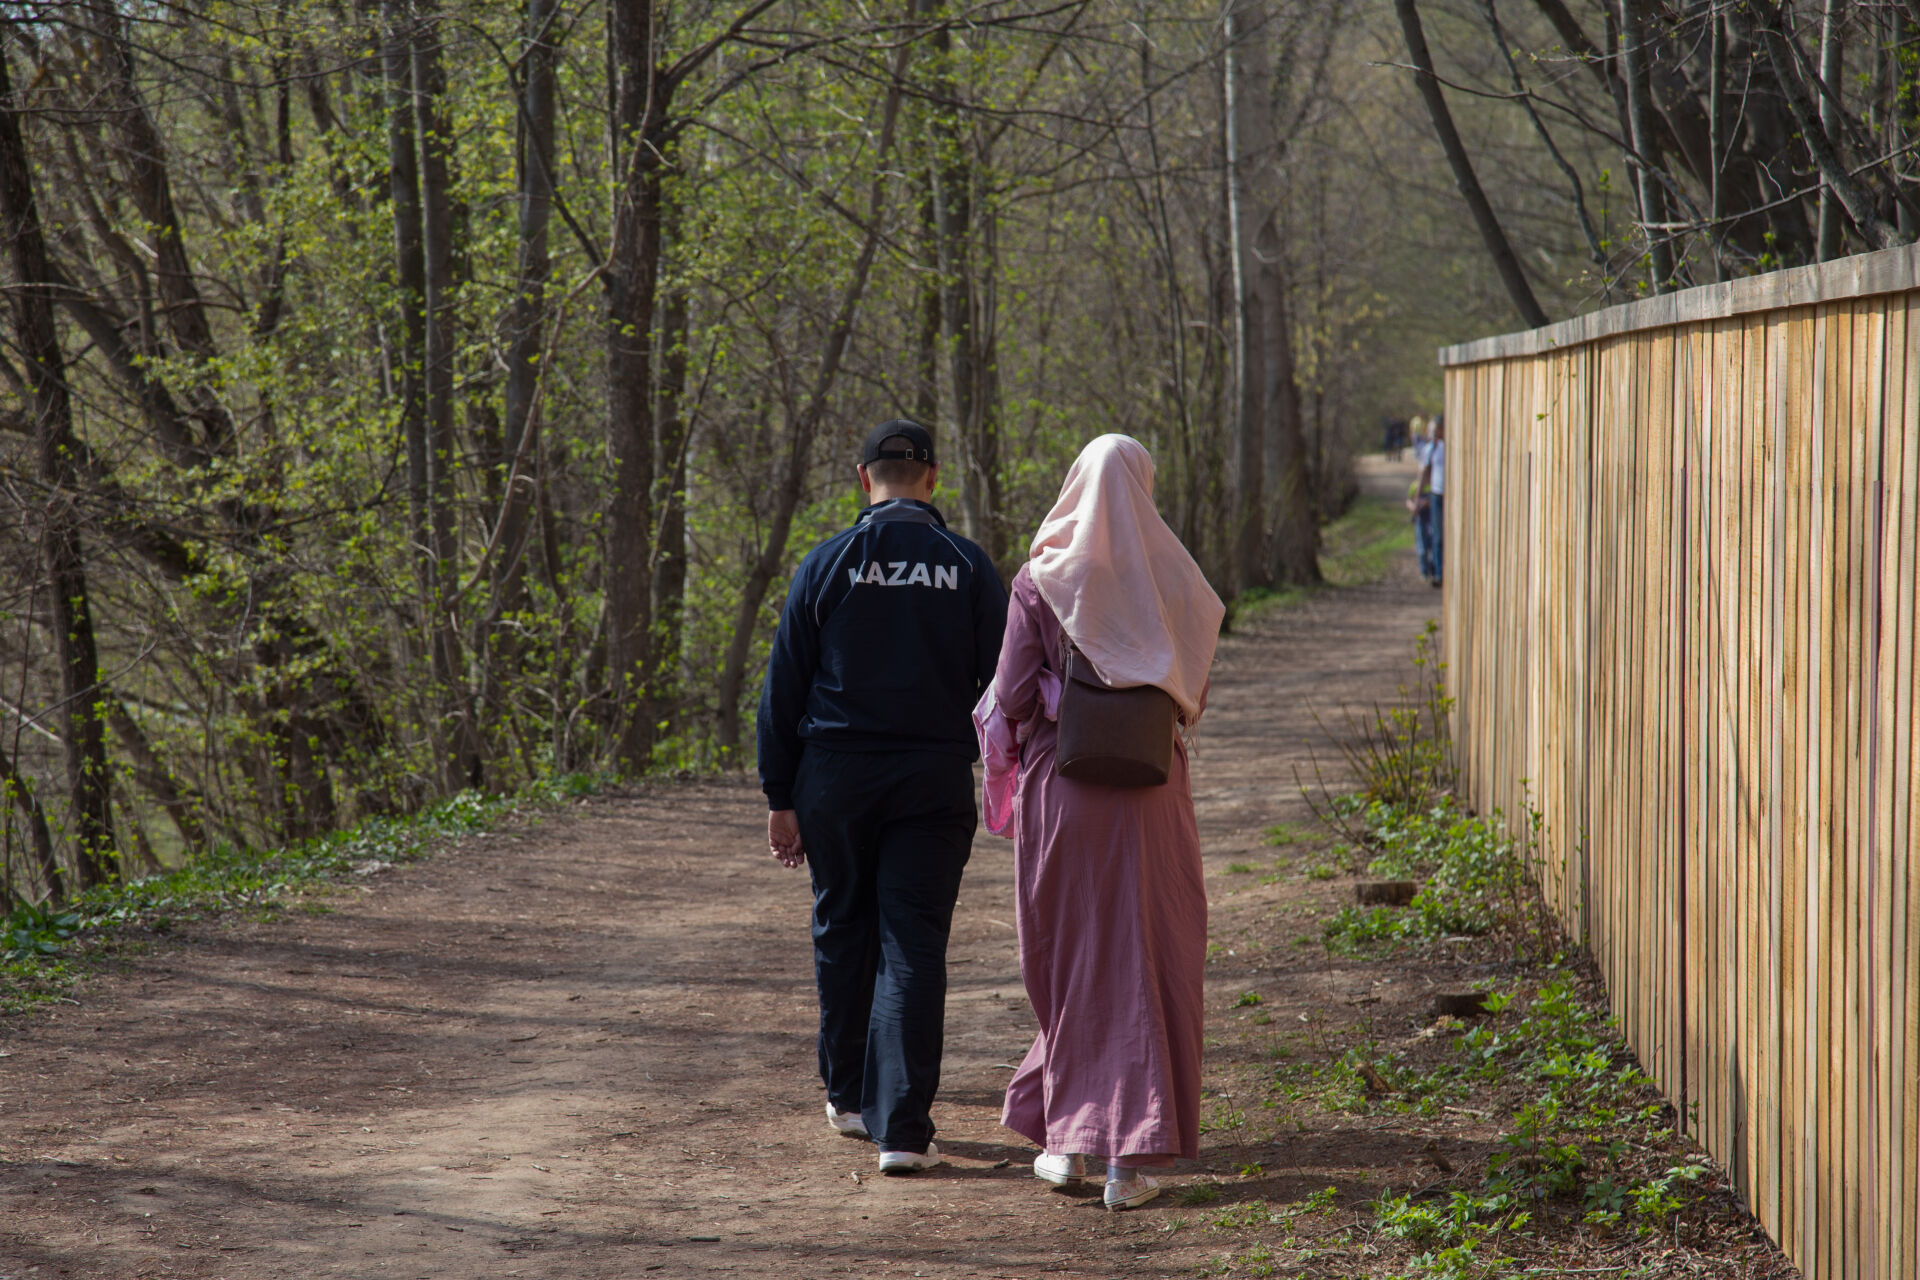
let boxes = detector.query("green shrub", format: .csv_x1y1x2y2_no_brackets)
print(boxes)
2,901,81,962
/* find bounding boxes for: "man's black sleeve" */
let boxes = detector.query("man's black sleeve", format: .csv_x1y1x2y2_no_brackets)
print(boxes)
756,564,820,811
973,553,1011,692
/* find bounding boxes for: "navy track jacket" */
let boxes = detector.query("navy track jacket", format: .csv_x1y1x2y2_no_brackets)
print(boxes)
756,499,1009,811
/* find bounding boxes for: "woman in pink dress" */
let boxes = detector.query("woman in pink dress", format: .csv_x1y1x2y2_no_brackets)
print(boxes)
981,434,1223,1210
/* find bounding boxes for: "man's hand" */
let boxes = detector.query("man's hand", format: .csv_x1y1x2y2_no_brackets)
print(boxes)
768,809,805,868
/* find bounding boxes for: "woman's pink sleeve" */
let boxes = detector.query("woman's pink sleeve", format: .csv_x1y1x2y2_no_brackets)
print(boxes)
992,576,1048,723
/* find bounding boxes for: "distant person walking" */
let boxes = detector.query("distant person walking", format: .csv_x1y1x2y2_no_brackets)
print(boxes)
757,420,1009,1175
1407,418,1436,584
1381,415,1408,461
1420,414,1446,588
975,434,1223,1211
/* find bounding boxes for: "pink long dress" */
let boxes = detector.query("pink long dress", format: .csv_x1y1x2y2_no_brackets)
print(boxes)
995,564,1207,1161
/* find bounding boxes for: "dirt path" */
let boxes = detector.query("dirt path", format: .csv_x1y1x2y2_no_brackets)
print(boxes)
2,461,1445,1280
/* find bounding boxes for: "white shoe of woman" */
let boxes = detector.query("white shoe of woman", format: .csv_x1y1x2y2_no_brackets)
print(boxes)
1104,1172,1161,1210
1032,1152,1094,1186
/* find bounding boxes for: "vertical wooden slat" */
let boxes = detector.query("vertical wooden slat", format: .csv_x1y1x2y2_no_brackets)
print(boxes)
1867,291,1902,1280
1732,312,1765,1209
1842,300,1875,1280
1682,320,1707,1142
1852,296,1886,1280
1806,301,1833,1278
1629,328,1655,1069
1767,308,1792,1253
1896,293,1920,1280
1746,307,1766,1245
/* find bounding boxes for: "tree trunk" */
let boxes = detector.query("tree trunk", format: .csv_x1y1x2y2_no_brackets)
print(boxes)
1223,0,1269,594
1897,13,1918,240
1393,0,1549,329
918,0,990,551
652,272,691,727
1817,0,1846,260
1138,29,1201,554
606,0,665,772
1254,214,1319,587
383,0,431,599
973,211,1005,567
1619,0,1676,290
501,0,555,580
1709,6,1726,280
0,44,115,891
1746,1,1905,251
0,739,61,903
914,154,941,424
412,0,483,789
92,5,234,459
480,0,558,745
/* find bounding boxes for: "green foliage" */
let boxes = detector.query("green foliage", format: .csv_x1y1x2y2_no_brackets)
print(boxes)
1199,1095,1248,1134
1320,801,1547,956
0,956,77,1016
1301,623,1455,823
1236,1242,1279,1277
2,901,81,963
1206,1200,1278,1232
1373,1190,1526,1279
1296,1186,1340,1215
1261,969,1716,1268
1452,976,1697,1229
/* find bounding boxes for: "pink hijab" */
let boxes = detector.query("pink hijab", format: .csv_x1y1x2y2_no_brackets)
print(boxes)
1028,434,1224,722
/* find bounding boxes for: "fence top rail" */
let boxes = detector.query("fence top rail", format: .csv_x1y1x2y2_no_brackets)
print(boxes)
1437,242,1920,367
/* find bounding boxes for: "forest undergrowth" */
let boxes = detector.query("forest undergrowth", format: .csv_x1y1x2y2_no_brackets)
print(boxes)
1184,632,1796,1280
0,774,603,1016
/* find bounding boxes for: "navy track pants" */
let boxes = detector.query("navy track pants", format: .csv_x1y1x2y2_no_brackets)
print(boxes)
792,747,975,1153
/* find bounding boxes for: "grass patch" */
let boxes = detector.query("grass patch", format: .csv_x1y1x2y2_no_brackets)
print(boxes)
1319,495,1417,588
1227,495,1417,627
0,773,604,1015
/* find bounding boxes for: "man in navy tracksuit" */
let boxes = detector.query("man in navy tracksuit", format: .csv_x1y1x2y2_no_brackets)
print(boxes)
758,420,1007,1175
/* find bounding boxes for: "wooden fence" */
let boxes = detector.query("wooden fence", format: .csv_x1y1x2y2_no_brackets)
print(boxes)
1440,244,1920,1280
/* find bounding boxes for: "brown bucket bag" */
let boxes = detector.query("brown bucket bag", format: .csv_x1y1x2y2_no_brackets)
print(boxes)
1052,643,1177,787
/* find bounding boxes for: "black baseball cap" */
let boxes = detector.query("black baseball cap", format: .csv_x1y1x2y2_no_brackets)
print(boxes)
861,419,936,467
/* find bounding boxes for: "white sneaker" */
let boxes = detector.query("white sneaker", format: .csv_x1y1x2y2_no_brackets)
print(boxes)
877,1142,944,1175
825,1102,868,1137
1104,1172,1161,1210
1033,1152,1094,1186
